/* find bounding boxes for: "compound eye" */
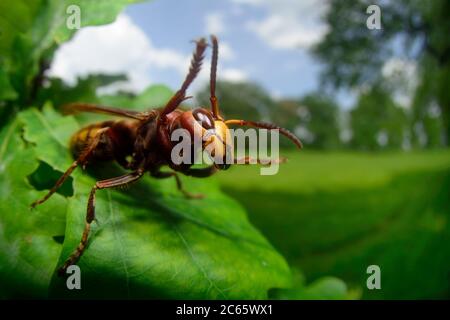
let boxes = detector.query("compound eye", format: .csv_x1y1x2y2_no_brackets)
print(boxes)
193,108,215,130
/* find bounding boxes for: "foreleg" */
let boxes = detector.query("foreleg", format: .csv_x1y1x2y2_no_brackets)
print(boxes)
58,170,143,275
31,128,110,208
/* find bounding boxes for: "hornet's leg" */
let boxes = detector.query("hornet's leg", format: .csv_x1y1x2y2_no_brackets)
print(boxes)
31,127,110,208
58,170,144,275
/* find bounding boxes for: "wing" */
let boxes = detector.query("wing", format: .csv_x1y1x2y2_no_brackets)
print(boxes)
62,103,153,121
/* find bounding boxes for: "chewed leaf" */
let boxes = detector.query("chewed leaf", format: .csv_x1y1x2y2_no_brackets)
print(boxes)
2,94,291,298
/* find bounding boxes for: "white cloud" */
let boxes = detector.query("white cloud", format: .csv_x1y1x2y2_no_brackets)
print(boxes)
221,68,248,82
49,14,189,92
219,42,235,60
248,14,327,49
205,12,226,35
230,0,264,5
204,13,236,60
180,40,240,91
190,59,248,95
239,0,328,50
50,13,247,96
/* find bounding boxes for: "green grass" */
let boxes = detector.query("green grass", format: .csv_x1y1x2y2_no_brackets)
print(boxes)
214,150,450,299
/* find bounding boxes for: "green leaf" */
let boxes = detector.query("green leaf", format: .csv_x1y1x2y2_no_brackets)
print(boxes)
54,0,145,44
0,0,144,109
0,91,291,298
0,0,143,62
98,84,174,110
0,0,41,55
271,276,349,300
0,69,17,101
65,82,174,126
132,84,174,109
0,118,66,298
37,73,128,111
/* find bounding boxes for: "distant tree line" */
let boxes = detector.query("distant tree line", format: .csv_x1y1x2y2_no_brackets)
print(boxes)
196,79,441,151
313,0,449,149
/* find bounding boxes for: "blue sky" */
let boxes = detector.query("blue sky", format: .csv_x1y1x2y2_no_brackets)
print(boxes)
50,0,357,107
125,0,324,98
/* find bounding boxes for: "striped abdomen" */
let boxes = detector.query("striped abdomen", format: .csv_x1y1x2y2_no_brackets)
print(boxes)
70,120,137,165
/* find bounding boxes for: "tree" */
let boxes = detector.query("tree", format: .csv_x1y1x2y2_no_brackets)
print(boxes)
273,95,341,150
314,0,450,146
300,94,341,149
197,81,342,150
350,85,409,150
269,99,302,149
196,81,275,121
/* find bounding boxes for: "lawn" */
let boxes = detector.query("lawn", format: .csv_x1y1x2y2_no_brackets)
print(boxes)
214,150,450,299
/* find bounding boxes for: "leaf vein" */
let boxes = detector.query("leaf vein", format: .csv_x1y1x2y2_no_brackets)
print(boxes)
173,225,227,299
0,120,18,163
31,109,65,147
107,190,131,298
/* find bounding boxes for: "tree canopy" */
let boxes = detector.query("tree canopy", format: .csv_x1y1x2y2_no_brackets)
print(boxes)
314,0,450,146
